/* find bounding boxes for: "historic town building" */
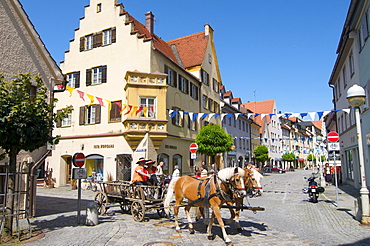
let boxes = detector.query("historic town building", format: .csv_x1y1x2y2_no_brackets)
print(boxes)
50,0,222,186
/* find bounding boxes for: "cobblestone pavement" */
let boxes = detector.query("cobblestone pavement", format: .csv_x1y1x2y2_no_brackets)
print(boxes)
22,169,370,246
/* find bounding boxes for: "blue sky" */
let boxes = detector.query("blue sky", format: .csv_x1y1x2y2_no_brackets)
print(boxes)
21,0,350,115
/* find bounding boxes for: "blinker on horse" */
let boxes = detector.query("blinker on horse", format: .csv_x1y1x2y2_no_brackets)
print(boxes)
163,167,246,245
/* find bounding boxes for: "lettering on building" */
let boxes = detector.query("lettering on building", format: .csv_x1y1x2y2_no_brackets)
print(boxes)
93,144,115,149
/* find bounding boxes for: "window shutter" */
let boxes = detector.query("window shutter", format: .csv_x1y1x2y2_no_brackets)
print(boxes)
86,69,92,86
80,37,85,52
95,105,101,124
75,71,80,88
94,32,102,48
102,65,107,83
79,106,85,125
56,110,62,128
112,27,116,43
173,71,177,88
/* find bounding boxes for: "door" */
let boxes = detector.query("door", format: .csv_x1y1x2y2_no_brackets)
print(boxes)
116,154,132,181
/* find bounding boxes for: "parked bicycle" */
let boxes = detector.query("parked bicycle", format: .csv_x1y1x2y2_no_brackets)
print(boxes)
86,176,98,192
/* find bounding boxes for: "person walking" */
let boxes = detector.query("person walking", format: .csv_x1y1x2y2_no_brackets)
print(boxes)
324,163,332,185
172,165,180,178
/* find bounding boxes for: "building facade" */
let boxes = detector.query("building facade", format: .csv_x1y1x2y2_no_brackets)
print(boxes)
50,0,222,186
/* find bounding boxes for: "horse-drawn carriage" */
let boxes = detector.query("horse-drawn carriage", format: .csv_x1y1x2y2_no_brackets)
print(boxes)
93,180,168,221
94,167,264,245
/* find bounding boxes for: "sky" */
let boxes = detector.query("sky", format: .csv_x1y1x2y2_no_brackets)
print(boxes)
20,0,351,116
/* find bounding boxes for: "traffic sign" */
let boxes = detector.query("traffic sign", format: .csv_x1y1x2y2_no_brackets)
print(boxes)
72,152,86,167
328,142,340,151
189,143,198,153
327,131,340,143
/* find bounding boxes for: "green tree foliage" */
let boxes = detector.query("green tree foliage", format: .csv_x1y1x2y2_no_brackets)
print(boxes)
282,152,296,162
253,145,269,164
0,72,71,236
307,154,316,161
195,124,233,156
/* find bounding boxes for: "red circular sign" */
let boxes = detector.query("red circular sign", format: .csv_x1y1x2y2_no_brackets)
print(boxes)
189,143,198,153
72,152,86,167
327,132,340,143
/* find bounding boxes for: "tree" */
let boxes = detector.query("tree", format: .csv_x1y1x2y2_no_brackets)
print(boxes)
282,152,296,162
307,154,316,162
253,145,269,168
0,72,71,237
195,124,233,157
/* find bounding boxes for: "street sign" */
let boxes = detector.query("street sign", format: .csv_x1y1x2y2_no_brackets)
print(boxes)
72,168,87,179
189,143,198,153
72,152,86,167
191,153,197,159
328,142,340,151
327,131,340,143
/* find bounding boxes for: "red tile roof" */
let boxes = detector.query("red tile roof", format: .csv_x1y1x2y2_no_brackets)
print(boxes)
166,32,208,68
241,99,275,114
312,120,323,131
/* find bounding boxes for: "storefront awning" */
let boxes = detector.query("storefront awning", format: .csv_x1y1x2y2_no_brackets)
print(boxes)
86,154,104,160
298,158,305,161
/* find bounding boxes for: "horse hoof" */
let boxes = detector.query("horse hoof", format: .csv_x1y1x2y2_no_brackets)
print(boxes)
225,242,233,245
207,235,216,240
189,228,195,234
237,228,242,233
176,229,182,233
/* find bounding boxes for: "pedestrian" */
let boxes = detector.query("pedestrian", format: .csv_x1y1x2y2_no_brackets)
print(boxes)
156,161,165,183
201,165,208,177
324,163,332,185
209,163,217,175
146,159,159,185
131,157,150,185
194,166,201,178
172,165,180,177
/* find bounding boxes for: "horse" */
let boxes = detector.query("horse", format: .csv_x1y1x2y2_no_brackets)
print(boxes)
163,167,247,245
225,168,262,231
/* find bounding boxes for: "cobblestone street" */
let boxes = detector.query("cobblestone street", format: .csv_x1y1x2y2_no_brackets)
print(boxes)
23,169,370,246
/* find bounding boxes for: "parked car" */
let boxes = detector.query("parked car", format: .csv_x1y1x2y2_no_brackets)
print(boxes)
264,165,286,174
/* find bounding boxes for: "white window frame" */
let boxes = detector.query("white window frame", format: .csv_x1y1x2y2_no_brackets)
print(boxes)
103,29,112,45
62,113,72,127
86,34,93,50
86,105,96,124
92,67,103,85
67,73,77,88
139,97,156,118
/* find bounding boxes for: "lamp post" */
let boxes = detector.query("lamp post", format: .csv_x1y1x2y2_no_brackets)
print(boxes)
347,84,370,224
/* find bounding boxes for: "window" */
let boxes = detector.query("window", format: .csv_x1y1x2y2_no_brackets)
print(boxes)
173,154,182,171
342,66,347,88
201,69,209,85
86,65,107,86
178,75,189,94
349,51,355,77
164,65,177,87
62,113,72,127
208,54,212,64
359,12,369,49
345,150,353,180
109,101,122,122
208,98,213,111
214,102,220,113
202,95,208,109
213,79,219,93
171,107,182,127
86,34,93,50
190,83,198,100
139,97,155,118
97,3,102,12
67,72,80,88
103,29,112,45
79,105,101,125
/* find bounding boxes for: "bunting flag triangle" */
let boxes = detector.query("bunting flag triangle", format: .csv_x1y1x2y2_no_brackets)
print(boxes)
342,108,350,114
208,113,215,121
124,105,133,115
143,106,148,117
308,112,316,120
188,112,194,122
113,101,122,112
121,104,127,113
77,90,85,101
179,111,184,121
235,113,240,120
192,113,198,122
96,97,105,107
214,113,220,119
86,94,94,106
135,106,143,115
106,100,112,111
66,85,74,96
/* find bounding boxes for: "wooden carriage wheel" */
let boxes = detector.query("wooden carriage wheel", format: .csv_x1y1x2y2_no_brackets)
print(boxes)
94,192,108,215
131,200,145,222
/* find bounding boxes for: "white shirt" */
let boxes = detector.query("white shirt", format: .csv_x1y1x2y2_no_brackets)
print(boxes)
201,169,208,177
172,169,180,177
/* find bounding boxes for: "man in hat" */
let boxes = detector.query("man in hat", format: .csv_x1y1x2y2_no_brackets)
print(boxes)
146,159,160,186
132,157,150,185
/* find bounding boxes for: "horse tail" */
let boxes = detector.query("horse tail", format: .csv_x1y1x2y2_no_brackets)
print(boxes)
163,176,180,216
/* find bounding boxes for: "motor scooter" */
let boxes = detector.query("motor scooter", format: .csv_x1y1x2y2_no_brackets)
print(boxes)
302,176,325,203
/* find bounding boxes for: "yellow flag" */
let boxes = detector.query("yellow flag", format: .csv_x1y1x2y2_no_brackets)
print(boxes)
66,86,74,96
106,100,112,111
86,94,94,106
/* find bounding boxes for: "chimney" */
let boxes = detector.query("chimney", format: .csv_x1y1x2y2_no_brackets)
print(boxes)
145,11,154,34
204,24,213,37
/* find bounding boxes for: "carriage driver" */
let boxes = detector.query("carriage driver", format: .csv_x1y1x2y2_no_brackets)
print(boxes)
132,157,151,185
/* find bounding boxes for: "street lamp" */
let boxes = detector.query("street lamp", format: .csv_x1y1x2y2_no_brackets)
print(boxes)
347,84,370,224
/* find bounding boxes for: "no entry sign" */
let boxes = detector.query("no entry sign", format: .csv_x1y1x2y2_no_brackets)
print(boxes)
72,152,86,167
189,143,198,153
327,132,340,143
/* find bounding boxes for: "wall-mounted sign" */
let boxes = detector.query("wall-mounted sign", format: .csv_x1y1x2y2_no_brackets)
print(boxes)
93,144,114,149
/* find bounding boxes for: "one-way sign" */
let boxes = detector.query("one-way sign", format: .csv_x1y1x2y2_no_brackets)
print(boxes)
328,142,340,151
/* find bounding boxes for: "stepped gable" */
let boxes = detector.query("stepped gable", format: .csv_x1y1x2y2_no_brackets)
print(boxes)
166,31,209,69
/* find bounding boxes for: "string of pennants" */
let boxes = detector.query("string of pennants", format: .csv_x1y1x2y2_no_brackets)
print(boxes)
63,85,351,123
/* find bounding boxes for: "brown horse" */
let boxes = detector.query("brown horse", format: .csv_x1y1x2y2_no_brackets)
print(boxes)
164,167,246,245
225,168,262,231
